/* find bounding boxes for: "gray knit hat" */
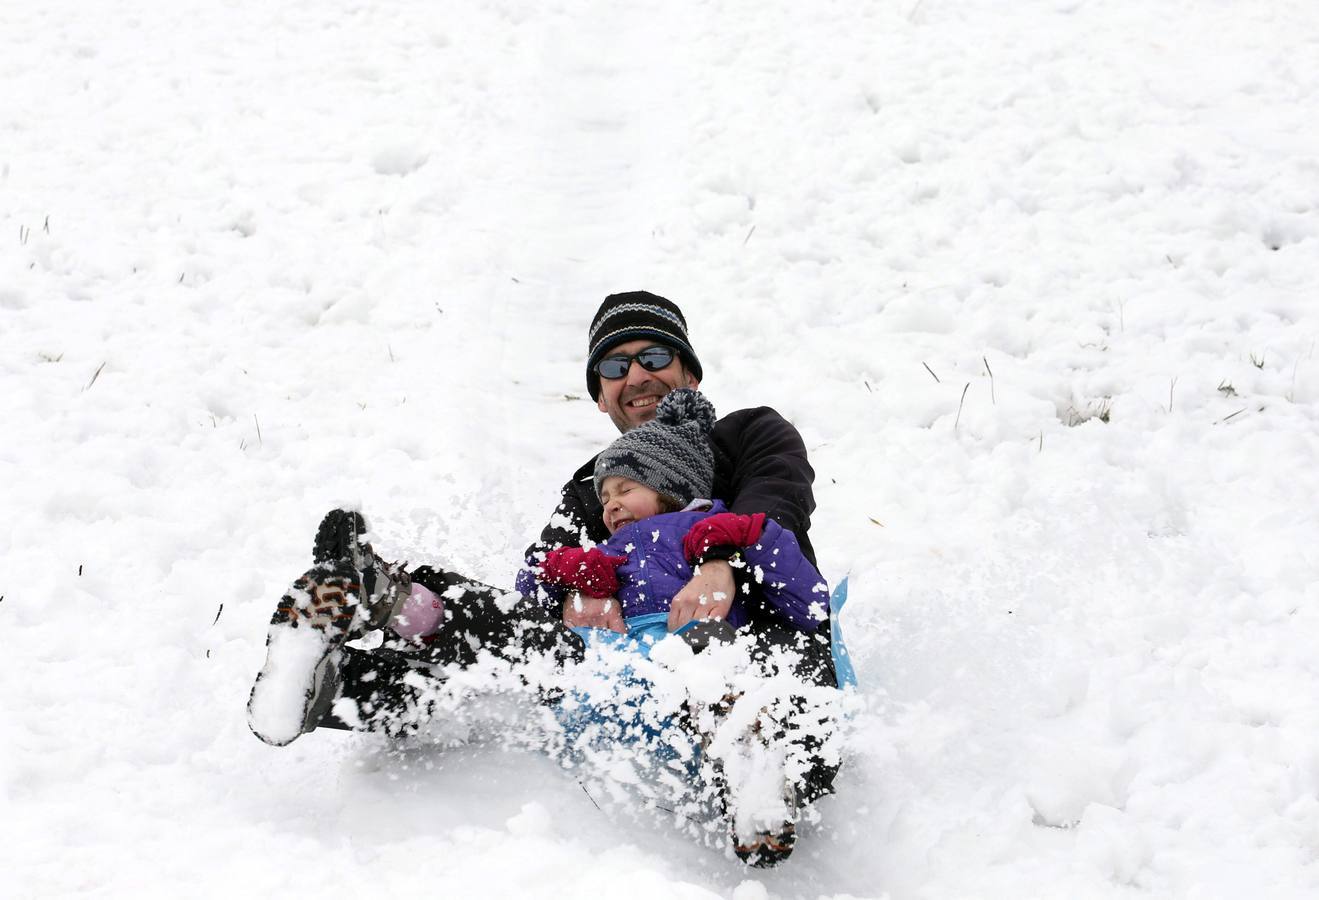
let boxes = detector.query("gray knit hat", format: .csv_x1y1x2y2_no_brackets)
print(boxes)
585,291,703,401
593,389,717,506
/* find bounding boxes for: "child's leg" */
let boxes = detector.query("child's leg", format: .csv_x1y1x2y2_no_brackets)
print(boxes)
405,565,584,670
313,645,428,734
316,568,586,735
676,618,840,800
740,623,842,804
248,509,585,745
676,621,842,867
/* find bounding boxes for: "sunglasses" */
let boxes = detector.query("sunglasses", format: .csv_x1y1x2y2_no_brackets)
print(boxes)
594,345,677,380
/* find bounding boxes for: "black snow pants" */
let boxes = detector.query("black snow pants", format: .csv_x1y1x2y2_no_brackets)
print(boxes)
317,564,584,733
318,565,840,803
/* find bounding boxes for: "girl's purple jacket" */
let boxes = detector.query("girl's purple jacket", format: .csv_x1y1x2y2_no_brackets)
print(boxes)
518,501,830,633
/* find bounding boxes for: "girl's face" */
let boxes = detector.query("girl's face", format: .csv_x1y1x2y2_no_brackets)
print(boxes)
599,476,663,534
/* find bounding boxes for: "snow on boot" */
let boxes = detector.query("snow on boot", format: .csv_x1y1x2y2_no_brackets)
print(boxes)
247,509,408,746
726,738,799,867
697,697,800,868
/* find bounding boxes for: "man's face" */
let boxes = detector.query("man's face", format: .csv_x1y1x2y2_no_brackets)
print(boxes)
594,338,699,433
599,476,663,534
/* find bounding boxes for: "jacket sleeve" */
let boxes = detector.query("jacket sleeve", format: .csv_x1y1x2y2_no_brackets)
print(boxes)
739,516,830,632
712,408,817,564
514,564,568,608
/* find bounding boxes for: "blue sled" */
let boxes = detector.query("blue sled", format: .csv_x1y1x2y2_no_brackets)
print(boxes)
830,576,858,689
570,580,858,690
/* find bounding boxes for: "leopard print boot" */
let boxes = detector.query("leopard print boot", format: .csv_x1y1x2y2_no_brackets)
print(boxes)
246,509,408,746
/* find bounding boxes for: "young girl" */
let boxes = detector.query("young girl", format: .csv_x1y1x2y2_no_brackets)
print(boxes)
520,388,830,655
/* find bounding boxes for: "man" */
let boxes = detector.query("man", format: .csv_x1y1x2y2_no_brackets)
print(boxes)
248,290,832,743
527,292,822,643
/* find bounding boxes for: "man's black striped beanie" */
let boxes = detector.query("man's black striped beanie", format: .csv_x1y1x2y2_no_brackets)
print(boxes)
585,291,703,401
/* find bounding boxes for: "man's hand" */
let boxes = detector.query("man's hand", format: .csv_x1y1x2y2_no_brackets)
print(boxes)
667,559,735,632
562,592,626,634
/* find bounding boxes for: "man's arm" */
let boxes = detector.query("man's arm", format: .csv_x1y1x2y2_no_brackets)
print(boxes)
711,407,817,564
666,559,735,631
522,461,610,566
518,461,624,632
667,408,818,632
738,517,830,632
515,467,595,607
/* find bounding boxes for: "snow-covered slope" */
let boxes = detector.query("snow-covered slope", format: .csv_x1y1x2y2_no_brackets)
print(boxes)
3,0,1318,896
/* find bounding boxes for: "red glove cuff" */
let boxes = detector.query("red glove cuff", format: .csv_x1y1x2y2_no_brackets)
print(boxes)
538,546,628,599
683,512,766,563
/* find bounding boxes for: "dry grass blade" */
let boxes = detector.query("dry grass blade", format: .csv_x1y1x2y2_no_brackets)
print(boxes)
84,362,107,392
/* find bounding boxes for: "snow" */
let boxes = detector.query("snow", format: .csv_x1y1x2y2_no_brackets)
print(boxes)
3,0,1319,896
246,613,335,746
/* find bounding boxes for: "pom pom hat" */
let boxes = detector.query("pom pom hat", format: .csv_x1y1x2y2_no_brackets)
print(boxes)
593,389,717,507
585,291,703,401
